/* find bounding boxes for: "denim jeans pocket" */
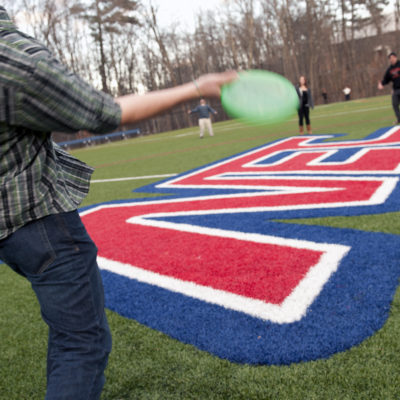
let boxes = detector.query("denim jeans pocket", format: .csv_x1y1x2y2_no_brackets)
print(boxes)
0,217,56,276
51,212,81,253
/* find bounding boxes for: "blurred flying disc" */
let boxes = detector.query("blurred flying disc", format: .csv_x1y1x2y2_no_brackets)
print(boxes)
221,70,299,125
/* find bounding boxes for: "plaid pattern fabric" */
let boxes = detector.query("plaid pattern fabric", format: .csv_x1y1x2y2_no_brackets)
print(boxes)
0,7,121,240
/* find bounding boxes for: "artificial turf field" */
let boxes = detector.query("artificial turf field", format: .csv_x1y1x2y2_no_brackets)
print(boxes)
1,94,400,399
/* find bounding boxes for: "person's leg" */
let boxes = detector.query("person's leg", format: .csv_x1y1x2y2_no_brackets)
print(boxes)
392,92,400,123
305,107,312,134
199,119,205,138
205,118,214,136
298,108,304,134
0,211,111,400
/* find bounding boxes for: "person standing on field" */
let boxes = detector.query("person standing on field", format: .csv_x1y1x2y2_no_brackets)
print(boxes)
321,88,328,104
295,76,314,134
188,98,218,138
378,51,400,124
0,6,237,399
343,86,351,101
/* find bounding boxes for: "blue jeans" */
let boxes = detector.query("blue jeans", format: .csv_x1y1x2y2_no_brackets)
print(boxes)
0,211,111,399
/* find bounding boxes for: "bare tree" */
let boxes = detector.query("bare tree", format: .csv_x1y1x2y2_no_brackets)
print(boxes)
72,0,140,93
364,0,390,36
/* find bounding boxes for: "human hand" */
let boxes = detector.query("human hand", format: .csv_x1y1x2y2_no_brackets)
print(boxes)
195,71,238,98
377,81,384,90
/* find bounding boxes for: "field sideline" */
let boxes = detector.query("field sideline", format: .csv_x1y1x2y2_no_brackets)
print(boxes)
1,95,400,399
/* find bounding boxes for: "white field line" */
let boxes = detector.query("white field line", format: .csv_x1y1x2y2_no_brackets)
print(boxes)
176,105,393,137
99,104,393,147
312,104,392,120
91,173,177,183
215,104,392,124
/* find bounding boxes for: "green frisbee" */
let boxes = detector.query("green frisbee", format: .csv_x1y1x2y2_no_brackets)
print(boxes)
221,70,299,125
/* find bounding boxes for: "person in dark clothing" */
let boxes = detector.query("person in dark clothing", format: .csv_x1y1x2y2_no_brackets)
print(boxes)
295,76,314,134
188,98,217,138
378,52,400,124
322,88,328,104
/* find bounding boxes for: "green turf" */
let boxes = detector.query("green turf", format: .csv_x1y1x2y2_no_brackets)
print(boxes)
1,95,400,399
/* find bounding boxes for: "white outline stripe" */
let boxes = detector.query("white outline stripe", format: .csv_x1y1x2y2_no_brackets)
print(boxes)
158,129,400,190
85,128,399,323
98,237,350,323
80,177,398,218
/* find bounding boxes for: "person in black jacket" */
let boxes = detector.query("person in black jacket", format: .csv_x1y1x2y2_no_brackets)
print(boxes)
296,76,314,134
378,52,400,124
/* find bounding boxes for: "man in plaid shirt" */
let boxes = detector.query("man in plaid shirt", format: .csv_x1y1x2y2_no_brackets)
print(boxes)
0,6,236,399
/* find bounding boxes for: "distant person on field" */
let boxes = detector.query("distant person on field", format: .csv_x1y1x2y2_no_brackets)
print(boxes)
321,88,328,104
378,51,400,124
0,5,237,399
295,76,314,134
188,98,217,138
343,86,351,101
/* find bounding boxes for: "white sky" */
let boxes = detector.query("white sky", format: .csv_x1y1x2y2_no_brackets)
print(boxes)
11,0,397,33
147,0,225,31
143,0,398,35
11,0,226,37
11,0,398,39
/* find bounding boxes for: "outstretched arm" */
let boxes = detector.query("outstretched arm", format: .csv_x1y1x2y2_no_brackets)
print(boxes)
116,71,237,125
378,68,391,90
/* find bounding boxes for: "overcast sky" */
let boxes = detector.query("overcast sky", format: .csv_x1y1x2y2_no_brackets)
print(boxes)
9,0,398,35
149,0,396,31
147,0,225,30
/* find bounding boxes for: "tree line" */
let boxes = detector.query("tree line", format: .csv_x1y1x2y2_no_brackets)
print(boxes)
4,0,399,140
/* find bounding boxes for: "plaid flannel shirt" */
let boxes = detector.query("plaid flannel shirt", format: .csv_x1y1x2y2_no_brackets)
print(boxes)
0,7,121,240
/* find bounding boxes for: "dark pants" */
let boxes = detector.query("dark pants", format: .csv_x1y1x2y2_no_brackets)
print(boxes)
298,105,310,126
0,211,111,400
392,89,400,123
